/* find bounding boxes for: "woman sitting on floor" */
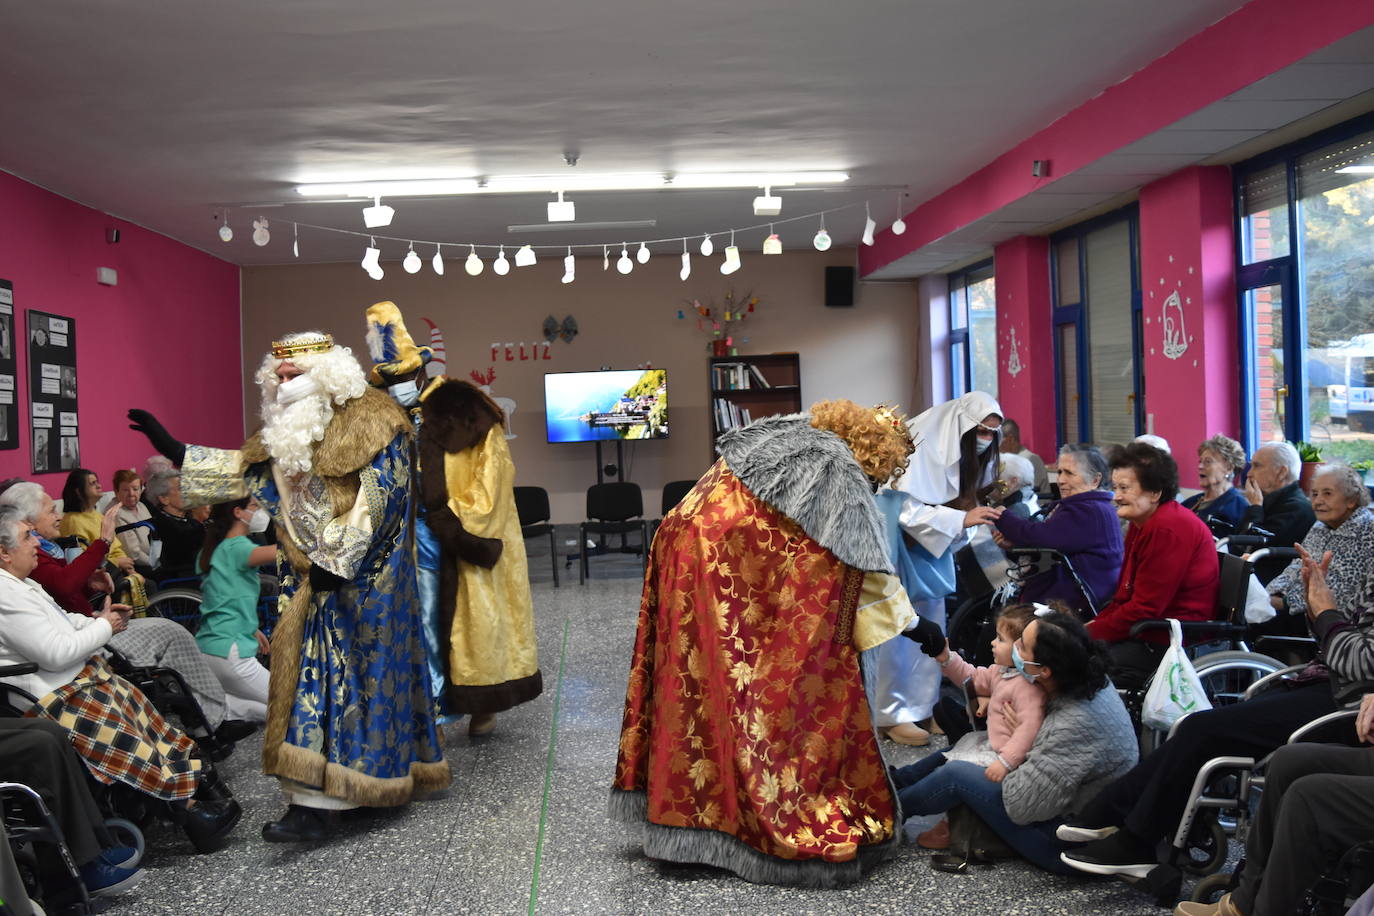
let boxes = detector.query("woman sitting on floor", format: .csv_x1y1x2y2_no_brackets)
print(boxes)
0,506,241,853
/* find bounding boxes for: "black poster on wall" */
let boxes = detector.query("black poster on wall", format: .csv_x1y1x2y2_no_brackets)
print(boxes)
0,281,16,450
27,309,78,474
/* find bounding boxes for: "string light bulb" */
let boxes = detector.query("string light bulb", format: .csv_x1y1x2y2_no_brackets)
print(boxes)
680,239,691,281
861,202,876,246
813,213,832,251
218,212,233,242
403,242,422,274
464,245,483,276
636,242,650,264
431,243,444,276
617,244,633,274
700,234,714,257
494,245,511,275
562,247,575,284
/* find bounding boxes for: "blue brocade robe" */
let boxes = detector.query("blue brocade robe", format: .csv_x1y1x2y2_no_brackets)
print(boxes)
180,388,449,806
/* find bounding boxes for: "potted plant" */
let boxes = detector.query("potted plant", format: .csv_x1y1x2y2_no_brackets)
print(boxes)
1294,441,1323,495
1352,459,1374,486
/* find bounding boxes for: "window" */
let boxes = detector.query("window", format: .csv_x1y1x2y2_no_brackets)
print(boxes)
1237,116,1374,464
948,261,997,398
1051,208,1143,448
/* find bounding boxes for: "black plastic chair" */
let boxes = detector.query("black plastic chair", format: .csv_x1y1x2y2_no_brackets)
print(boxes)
579,482,649,585
514,486,559,588
649,479,697,544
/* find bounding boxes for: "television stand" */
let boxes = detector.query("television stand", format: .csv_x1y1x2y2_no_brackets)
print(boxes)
563,438,643,570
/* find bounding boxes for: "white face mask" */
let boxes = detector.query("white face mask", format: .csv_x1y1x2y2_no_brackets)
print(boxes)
247,507,271,534
276,372,321,407
388,379,419,407
975,436,994,455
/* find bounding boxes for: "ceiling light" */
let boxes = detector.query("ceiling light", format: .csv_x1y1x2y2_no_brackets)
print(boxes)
636,242,650,264
494,246,510,275
562,249,575,285
403,243,422,274
700,234,714,257
507,219,656,233
1335,164,1374,173
294,170,848,197
362,196,395,228
547,191,576,222
617,245,633,274
465,246,484,276
862,203,876,246
432,244,444,276
514,244,537,267
753,186,782,217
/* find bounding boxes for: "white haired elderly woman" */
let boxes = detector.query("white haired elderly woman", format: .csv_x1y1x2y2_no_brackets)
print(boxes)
0,481,243,739
1268,463,1374,621
997,452,1039,518
144,470,207,581
0,506,240,853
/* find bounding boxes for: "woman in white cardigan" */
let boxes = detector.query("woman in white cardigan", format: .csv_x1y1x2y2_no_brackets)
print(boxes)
0,506,240,853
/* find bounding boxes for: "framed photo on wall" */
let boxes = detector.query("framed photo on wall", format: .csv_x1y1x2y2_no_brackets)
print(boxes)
0,280,18,450
27,309,77,473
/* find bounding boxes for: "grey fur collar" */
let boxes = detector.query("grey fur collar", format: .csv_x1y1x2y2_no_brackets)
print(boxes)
716,413,892,573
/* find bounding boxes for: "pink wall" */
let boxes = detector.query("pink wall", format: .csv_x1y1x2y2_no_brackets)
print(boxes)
861,0,1374,277
993,236,1056,461
0,171,243,487
1138,166,1239,488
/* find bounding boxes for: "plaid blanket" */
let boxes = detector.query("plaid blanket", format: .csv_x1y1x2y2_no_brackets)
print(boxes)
28,656,202,801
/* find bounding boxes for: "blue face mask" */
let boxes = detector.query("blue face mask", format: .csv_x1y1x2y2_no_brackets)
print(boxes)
1010,641,1042,682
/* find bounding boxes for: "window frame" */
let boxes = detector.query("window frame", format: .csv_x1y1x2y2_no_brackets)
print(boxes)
947,258,995,397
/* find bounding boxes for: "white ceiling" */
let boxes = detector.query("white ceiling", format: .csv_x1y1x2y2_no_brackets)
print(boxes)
0,0,1256,267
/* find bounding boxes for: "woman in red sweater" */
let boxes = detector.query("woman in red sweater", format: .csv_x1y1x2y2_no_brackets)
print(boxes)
1086,442,1219,689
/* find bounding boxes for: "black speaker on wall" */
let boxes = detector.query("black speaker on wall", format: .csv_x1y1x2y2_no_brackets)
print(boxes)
825,266,855,307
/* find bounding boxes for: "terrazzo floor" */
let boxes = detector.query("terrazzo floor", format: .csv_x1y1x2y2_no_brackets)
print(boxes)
103,534,1209,915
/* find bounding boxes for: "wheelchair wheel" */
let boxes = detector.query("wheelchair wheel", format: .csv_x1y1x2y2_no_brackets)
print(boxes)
1191,651,1285,708
1190,871,1236,903
144,587,203,634
1182,812,1229,875
947,594,995,666
104,816,145,868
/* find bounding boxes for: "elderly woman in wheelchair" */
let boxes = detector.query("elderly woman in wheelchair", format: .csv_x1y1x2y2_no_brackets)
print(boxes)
1059,503,1374,895
0,506,240,854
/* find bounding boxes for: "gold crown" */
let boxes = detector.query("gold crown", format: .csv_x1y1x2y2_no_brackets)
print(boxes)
271,334,334,359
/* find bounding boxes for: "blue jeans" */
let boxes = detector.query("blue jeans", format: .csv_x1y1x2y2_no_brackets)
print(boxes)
896,760,1072,874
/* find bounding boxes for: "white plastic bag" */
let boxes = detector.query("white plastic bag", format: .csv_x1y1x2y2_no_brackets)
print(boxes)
1141,618,1213,731
1245,573,1276,624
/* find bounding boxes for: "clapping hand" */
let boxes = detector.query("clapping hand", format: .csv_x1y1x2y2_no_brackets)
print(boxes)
1295,543,1336,623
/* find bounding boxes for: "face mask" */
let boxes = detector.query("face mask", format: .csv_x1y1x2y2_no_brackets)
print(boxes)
1010,641,1041,683
247,508,271,534
388,379,419,407
276,372,321,407
975,436,994,455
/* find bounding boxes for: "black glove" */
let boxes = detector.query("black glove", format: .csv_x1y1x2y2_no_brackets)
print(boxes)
902,616,946,657
128,409,185,466
427,505,503,569
308,564,347,593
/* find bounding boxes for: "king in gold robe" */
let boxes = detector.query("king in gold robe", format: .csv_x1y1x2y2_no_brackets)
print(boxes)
610,404,917,887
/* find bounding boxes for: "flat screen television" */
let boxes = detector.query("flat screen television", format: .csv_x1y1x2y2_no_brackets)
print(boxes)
544,369,669,442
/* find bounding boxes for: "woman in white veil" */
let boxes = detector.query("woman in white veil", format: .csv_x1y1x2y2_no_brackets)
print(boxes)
867,391,1003,745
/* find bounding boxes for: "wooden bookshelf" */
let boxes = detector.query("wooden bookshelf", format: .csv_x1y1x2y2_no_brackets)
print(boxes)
709,353,802,453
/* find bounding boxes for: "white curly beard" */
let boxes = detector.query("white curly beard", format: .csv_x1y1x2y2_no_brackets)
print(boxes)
260,391,335,475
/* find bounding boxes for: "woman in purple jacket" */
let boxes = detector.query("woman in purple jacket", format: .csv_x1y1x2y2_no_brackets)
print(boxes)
992,444,1123,614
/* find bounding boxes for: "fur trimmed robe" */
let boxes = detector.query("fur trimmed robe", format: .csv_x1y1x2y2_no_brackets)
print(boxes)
418,379,541,715
181,386,450,806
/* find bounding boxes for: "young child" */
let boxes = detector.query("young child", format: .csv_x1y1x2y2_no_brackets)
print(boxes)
195,497,278,723
891,602,1051,847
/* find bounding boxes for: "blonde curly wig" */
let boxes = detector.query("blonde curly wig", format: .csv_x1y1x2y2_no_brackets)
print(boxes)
809,399,914,485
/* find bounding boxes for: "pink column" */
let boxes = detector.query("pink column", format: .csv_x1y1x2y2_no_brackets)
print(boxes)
1138,165,1239,488
993,236,1055,458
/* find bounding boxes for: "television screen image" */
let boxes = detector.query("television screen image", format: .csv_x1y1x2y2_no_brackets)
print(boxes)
545,369,668,442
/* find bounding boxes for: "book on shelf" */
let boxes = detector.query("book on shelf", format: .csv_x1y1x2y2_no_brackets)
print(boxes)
711,361,772,391
711,398,753,431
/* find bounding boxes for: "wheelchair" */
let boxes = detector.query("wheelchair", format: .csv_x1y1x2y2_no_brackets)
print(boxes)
1134,664,1361,907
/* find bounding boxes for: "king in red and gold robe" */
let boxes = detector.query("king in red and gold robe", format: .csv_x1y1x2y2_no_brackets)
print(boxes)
610,414,914,887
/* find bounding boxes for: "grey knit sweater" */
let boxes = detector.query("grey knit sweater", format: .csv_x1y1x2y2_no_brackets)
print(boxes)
1000,684,1138,826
